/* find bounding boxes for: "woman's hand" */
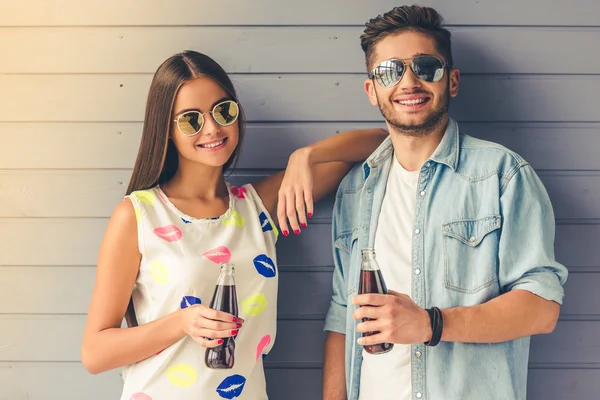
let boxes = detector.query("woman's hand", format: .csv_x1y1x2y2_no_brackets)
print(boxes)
277,147,314,236
179,304,244,348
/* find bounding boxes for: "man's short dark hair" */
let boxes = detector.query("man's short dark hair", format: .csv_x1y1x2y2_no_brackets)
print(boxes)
360,5,453,71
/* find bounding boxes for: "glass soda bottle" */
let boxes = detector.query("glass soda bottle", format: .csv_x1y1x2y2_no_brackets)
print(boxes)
358,248,394,354
205,262,239,369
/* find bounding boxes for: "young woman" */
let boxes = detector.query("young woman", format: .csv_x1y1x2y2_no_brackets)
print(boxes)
81,50,387,399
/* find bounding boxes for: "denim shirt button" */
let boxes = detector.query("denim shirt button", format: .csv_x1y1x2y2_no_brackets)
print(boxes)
420,190,426,196
415,268,421,275
415,351,422,358
415,228,421,234
416,393,423,399
367,187,373,193
469,236,476,242
362,225,368,231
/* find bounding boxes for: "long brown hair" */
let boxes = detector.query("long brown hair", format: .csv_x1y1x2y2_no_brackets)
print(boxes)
125,50,246,196
124,51,246,327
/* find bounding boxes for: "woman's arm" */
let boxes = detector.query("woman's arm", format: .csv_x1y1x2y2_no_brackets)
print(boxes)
254,127,388,235
81,199,241,374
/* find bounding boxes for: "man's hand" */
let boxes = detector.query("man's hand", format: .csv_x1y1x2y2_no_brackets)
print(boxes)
352,290,432,346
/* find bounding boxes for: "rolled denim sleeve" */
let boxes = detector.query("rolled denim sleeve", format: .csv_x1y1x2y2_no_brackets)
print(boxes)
324,244,349,334
498,164,568,304
324,193,351,334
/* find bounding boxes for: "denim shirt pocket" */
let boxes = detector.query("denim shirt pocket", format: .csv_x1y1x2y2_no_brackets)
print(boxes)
441,215,501,294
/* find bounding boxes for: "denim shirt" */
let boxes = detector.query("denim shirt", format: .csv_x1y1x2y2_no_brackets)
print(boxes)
324,118,568,400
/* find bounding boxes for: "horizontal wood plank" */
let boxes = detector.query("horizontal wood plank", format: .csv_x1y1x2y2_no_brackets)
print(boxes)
0,363,598,400
3,75,600,122
3,27,600,74
0,362,122,400
1,122,599,171
2,0,599,26
0,219,595,269
0,266,596,318
1,316,598,367
0,266,334,316
0,171,598,221
0,219,337,267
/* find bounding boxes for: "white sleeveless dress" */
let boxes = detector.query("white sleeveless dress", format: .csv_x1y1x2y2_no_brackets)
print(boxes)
120,182,279,400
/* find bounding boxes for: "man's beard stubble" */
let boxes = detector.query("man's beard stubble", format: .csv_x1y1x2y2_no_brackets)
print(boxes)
376,84,450,138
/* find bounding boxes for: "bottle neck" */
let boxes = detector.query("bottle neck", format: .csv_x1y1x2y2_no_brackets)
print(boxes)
361,249,379,271
216,262,236,286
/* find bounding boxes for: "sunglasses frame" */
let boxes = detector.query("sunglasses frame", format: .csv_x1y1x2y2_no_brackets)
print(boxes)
173,99,240,137
368,55,452,88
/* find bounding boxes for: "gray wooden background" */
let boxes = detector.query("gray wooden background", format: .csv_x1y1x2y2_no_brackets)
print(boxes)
0,0,599,398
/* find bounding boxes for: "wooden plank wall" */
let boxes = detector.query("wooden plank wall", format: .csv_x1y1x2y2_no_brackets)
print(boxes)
1,1,599,398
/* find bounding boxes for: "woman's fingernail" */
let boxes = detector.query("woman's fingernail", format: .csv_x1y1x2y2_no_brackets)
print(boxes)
308,213,313,218
231,330,239,335
217,339,224,345
232,317,238,322
301,223,307,228
294,229,300,235
236,323,242,328
283,230,289,236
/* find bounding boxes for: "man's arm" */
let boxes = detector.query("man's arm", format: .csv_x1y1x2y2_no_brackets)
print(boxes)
353,164,568,346
323,332,347,400
323,186,359,400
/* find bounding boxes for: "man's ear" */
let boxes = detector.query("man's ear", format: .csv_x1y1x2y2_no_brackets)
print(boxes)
449,68,460,97
364,79,379,106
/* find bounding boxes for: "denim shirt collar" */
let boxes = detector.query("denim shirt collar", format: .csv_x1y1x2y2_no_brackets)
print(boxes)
361,117,460,180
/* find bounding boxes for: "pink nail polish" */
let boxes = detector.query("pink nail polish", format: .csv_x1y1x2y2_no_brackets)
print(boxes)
308,212,313,218
236,323,242,328
301,223,307,228
283,230,289,236
231,329,239,335
217,339,224,345
232,317,238,322
294,229,300,235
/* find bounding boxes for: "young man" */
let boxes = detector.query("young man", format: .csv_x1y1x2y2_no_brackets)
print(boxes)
322,5,568,400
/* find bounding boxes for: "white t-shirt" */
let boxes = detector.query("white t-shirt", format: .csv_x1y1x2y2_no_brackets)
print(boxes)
358,154,419,400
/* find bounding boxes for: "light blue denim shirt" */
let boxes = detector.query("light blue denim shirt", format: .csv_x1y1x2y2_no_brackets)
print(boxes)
324,118,568,400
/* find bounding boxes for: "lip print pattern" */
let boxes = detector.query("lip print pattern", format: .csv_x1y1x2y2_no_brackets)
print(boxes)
149,260,168,284
180,296,201,309
256,335,271,361
216,374,247,399
133,191,155,205
241,293,267,316
167,364,198,388
253,254,277,278
259,212,273,232
230,186,246,199
133,205,142,222
156,189,169,205
130,393,152,400
222,210,245,227
203,246,232,264
153,225,183,242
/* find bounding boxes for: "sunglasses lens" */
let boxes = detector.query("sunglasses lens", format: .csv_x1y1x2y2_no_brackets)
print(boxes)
374,60,405,88
412,56,445,82
212,100,239,126
177,111,203,135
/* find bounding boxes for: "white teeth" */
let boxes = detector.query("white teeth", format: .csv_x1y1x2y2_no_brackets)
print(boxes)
201,139,225,148
398,98,426,105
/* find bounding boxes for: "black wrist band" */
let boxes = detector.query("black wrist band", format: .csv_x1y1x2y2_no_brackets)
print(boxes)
424,306,443,347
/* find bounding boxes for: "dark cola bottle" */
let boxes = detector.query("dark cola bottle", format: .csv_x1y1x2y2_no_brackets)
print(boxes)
205,262,239,369
358,248,393,354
